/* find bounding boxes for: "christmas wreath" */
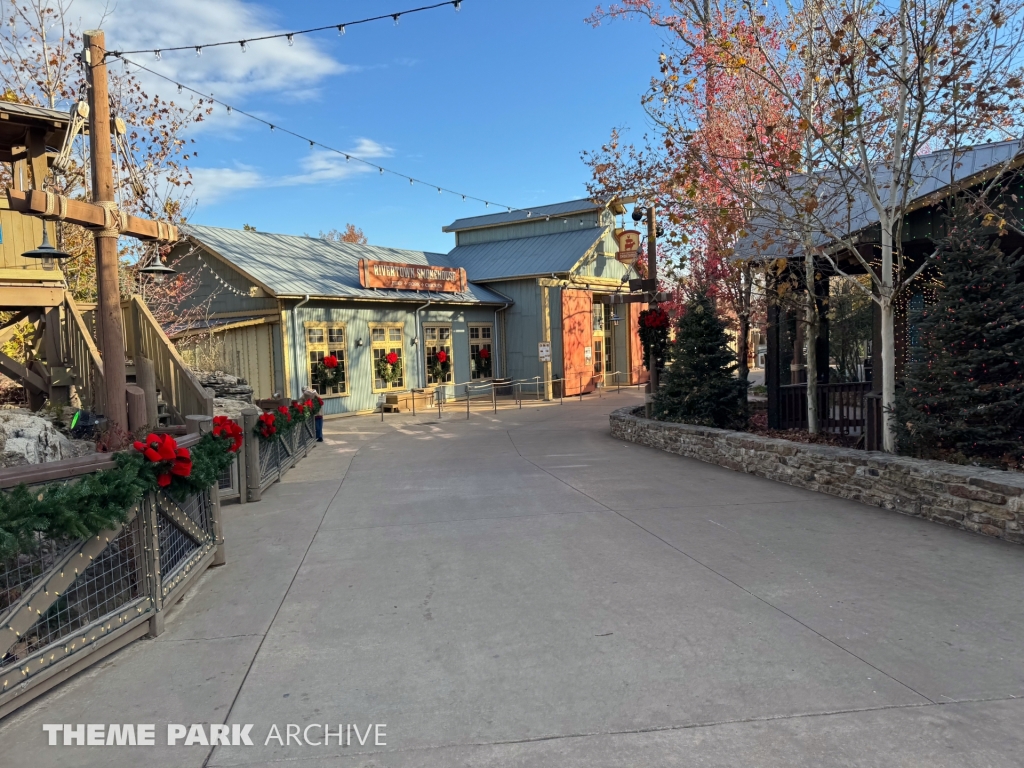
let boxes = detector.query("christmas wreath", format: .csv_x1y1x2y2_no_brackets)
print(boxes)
375,351,401,385
429,349,451,383
475,346,492,378
313,354,344,390
638,307,671,371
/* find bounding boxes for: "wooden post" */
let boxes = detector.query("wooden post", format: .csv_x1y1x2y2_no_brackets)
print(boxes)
647,205,659,398
143,493,164,637
242,409,261,502
540,285,553,400
84,30,128,440
187,414,225,566
234,415,247,506
135,354,159,428
126,385,147,433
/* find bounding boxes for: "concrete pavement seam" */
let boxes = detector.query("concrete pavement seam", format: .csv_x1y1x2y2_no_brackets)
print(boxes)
201,441,364,768
203,694,1024,767
503,429,937,707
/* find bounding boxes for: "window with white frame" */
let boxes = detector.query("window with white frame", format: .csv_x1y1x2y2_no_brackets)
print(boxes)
468,324,493,379
370,324,405,391
423,324,453,385
306,323,348,396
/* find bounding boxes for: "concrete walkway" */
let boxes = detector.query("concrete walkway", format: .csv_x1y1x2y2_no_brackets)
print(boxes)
3,390,1023,767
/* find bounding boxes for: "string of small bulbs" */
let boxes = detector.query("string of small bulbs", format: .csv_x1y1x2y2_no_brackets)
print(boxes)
113,53,607,224
105,1,464,59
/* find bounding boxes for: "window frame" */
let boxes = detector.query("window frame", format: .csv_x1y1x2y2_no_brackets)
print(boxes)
370,322,406,393
423,323,454,386
304,321,349,397
468,323,494,380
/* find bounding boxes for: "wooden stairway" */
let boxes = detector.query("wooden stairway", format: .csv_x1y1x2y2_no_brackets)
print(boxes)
0,292,212,425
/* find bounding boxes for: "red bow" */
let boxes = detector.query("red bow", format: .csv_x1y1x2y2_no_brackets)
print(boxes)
386,351,398,365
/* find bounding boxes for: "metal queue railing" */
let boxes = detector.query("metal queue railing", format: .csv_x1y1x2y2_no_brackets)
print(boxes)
376,371,643,420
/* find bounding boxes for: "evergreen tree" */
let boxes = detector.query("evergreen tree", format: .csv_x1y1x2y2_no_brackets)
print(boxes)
653,286,747,428
894,202,1024,467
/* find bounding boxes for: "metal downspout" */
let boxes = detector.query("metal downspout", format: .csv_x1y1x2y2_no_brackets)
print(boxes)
291,294,310,398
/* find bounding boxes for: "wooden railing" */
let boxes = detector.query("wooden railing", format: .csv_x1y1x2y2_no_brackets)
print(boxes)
123,296,213,421
62,291,106,416
0,427,222,719
779,381,871,437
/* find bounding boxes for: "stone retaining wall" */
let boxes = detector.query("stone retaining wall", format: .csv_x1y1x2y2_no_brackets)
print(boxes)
610,407,1024,545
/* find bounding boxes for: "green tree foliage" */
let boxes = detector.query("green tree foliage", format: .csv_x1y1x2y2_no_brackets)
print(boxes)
653,286,747,429
894,203,1024,468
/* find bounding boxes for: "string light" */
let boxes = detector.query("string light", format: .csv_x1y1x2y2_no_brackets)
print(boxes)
113,55,610,224
287,34,294,46
240,40,248,52
154,50,161,60
104,1,466,59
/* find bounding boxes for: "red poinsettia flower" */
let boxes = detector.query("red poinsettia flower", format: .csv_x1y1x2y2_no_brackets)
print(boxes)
436,350,448,364
323,354,339,369
304,398,314,412
316,395,324,406
171,447,193,477
478,347,490,359
386,351,398,365
277,405,292,421
157,473,172,488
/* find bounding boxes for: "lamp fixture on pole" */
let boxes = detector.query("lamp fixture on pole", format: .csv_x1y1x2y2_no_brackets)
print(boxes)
22,226,71,266
139,252,176,283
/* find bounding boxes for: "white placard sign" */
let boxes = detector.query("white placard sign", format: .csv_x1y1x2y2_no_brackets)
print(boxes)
584,346,592,363
538,342,552,363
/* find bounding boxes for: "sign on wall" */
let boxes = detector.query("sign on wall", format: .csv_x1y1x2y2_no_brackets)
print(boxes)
358,260,467,293
616,229,641,265
538,341,552,363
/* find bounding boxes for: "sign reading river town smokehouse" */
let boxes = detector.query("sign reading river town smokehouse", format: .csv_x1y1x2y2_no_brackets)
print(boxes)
358,259,468,293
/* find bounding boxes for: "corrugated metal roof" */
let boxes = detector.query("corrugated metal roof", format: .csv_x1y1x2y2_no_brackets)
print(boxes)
181,224,509,305
445,227,606,282
735,140,1024,260
443,198,605,232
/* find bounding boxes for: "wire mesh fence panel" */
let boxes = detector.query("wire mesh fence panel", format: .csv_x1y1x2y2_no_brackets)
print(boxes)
259,439,279,486
1,517,144,671
0,535,79,623
156,511,198,579
156,490,213,590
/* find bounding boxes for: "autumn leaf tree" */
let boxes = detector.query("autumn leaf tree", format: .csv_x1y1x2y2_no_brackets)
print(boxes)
320,224,368,244
0,0,211,327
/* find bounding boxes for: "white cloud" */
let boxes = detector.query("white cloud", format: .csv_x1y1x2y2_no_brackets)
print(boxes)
190,165,264,203
70,0,346,127
191,138,393,203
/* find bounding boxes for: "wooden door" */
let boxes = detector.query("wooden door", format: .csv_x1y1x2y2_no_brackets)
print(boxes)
562,289,593,396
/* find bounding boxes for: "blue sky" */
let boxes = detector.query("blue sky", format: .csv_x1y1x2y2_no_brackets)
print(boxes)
95,0,663,253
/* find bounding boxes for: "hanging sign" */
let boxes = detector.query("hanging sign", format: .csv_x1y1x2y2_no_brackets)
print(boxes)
358,260,467,293
616,229,641,265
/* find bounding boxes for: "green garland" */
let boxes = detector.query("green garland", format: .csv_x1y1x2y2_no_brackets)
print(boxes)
0,432,238,562
0,453,147,562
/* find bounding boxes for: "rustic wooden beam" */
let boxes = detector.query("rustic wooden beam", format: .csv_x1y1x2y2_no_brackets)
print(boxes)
0,285,65,308
6,189,179,242
0,350,47,393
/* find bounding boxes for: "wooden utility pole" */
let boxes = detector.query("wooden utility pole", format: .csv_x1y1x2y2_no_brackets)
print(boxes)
84,30,128,439
646,205,659,398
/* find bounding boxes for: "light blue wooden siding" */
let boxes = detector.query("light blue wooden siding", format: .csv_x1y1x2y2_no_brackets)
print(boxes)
455,211,604,246
482,279,550,383
283,300,500,415
574,224,633,282
170,244,278,316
